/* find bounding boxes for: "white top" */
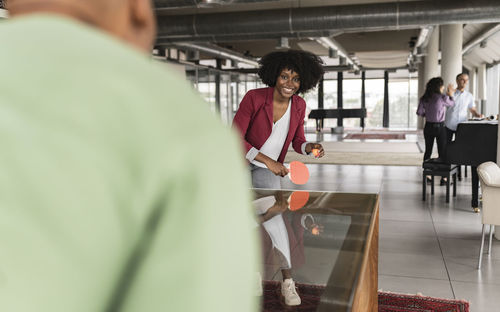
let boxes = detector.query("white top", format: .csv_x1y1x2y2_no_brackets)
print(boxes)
248,101,292,168
445,90,475,131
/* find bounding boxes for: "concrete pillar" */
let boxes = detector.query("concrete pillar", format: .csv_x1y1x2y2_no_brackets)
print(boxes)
469,68,477,99
498,94,500,164
441,24,463,87
478,63,487,114
496,89,500,238
425,26,440,80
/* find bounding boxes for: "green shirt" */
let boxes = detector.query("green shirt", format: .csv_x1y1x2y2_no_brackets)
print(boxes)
0,14,258,312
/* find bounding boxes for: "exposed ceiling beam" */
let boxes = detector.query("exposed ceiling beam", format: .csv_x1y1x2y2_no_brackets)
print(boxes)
462,23,500,55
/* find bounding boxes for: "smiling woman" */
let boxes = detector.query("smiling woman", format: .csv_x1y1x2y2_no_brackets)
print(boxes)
233,49,325,179
232,49,325,306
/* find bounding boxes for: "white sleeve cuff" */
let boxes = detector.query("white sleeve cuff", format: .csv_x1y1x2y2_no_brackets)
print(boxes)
300,214,314,229
246,147,260,162
301,142,309,155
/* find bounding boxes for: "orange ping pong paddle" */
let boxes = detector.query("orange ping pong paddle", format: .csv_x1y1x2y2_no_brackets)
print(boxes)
287,161,309,185
288,191,310,211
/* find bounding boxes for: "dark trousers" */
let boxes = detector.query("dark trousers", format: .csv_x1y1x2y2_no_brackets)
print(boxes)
423,122,447,160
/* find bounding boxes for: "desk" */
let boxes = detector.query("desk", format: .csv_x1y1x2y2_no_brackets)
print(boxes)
254,191,379,312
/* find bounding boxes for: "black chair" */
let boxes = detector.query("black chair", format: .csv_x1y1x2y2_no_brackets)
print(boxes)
422,158,458,203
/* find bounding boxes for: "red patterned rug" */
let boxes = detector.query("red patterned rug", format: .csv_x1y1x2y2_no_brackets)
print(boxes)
344,133,406,140
262,281,469,312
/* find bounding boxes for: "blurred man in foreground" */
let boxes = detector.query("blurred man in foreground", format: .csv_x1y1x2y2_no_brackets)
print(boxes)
0,0,258,311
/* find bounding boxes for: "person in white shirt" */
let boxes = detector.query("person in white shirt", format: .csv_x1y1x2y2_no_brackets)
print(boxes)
444,73,483,142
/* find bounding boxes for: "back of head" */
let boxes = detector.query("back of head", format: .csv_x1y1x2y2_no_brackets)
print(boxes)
421,77,443,102
258,49,325,94
7,0,156,52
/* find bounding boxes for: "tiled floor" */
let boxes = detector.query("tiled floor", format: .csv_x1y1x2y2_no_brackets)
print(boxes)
280,131,497,311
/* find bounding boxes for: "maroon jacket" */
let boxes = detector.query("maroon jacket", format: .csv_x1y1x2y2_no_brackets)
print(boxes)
232,87,307,164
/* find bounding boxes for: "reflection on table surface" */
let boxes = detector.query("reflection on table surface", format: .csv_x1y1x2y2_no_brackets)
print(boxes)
252,189,379,312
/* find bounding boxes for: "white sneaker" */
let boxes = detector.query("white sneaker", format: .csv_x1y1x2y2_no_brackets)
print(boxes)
281,278,301,306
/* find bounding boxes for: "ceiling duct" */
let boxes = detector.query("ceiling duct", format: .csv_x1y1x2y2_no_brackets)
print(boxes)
156,0,500,42
155,0,280,9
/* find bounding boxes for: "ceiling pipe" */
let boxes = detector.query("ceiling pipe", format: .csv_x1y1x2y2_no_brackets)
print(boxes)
155,0,280,10
415,26,434,50
408,26,433,69
156,30,340,44
173,42,259,66
315,37,359,71
156,0,500,41
462,23,500,55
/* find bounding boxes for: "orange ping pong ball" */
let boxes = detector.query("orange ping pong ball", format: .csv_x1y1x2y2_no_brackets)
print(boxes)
311,226,320,236
312,148,320,157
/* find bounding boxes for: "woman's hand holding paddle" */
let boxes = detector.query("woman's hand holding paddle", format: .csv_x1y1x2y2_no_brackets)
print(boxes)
266,159,289,177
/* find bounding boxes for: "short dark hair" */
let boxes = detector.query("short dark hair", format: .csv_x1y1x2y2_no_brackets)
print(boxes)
456,73,468,80
257,50,324,94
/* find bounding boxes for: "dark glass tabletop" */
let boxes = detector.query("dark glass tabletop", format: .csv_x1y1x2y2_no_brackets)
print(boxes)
253,189,379,312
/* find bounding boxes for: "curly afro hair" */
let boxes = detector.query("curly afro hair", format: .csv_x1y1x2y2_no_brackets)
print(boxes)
258,49,324,94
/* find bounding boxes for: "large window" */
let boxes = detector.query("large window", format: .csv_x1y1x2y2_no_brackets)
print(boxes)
302,87,318,129
342,79,362,127
388,78,418,129
189,65,419,129
365,79,385,128
187,67,263,125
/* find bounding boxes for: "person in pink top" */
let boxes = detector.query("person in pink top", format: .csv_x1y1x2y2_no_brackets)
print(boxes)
417,77,455,161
